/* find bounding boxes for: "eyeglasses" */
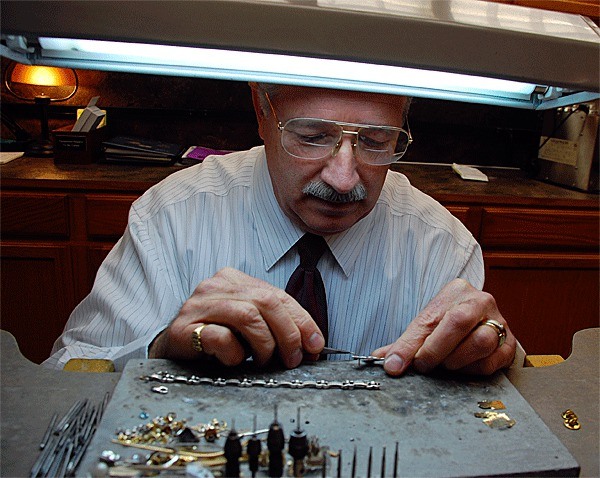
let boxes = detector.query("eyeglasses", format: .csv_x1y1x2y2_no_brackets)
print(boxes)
264,92,412,165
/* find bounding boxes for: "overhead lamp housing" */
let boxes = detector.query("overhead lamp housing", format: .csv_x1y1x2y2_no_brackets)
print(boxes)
1,0,599,110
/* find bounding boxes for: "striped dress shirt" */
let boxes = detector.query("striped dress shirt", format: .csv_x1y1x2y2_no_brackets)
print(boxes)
44,146,484,370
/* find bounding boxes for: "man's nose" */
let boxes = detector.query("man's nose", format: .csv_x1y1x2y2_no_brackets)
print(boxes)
320,136,360,194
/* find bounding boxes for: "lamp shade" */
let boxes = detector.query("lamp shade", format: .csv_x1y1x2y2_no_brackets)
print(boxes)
9,64,76,86
5,62,78,101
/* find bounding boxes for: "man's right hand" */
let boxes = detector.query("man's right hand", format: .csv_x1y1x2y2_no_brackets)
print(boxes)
148,267,325,368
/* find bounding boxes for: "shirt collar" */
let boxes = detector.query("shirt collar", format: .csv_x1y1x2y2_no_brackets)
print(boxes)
252,147,303,270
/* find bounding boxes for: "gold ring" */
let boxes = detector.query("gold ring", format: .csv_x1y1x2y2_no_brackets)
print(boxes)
192,324,207,353
481,319,507,348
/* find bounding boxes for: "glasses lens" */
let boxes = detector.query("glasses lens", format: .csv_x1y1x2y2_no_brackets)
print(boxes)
281,119,341,159
358,127,410,165
281,118,410,164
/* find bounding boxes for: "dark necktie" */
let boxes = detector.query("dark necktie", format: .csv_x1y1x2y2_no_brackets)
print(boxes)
285,233,329,345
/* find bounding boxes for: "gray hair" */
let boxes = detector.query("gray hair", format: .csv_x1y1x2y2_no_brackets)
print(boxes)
249,82,282,116
249,82,412,124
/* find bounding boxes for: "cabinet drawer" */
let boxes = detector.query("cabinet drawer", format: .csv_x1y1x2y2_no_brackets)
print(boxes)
0,192,69,238
480,207,600,250
85,195,138,240
445,205,481,238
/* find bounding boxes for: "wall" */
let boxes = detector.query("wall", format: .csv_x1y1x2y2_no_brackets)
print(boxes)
1,57,541,169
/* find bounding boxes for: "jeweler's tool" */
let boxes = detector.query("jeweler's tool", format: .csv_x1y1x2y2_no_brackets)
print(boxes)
320,347,385,365
224,420,242,478
247,415,261,478
267,405,285,478
288,407,308,478
393,441,399,478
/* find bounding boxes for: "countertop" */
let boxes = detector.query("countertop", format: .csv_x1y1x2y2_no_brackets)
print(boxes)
1,156,598,208
1,329,598,477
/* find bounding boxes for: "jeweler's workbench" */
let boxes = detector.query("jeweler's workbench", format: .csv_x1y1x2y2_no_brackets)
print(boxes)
74,358,577,477
1,329,598,477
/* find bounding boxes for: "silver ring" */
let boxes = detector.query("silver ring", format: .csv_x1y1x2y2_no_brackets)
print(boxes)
481,319,506,349
191,324,207,353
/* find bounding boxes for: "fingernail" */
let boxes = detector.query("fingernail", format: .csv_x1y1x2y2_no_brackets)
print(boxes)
384,354,404,375
289,348,303,368
308,332,325,351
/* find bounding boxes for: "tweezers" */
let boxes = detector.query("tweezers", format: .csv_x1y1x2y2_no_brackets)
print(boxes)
321,347,385,364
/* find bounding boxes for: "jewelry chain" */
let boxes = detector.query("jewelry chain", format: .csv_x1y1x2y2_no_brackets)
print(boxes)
141,371,381,390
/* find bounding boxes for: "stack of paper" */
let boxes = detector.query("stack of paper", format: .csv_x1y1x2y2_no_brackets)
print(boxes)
102,136,184,165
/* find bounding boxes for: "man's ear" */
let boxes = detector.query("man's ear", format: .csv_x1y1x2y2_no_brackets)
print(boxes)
251,87,268,140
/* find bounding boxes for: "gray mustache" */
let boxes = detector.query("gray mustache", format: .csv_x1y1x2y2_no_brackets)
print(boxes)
302,181,367,203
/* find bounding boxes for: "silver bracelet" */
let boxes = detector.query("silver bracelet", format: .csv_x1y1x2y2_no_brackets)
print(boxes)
140,371,381,390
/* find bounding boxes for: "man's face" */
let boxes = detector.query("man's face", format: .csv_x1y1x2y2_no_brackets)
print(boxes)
255,86,408,235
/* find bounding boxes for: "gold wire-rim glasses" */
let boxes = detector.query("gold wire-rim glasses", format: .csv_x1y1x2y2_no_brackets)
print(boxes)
264,91,413,165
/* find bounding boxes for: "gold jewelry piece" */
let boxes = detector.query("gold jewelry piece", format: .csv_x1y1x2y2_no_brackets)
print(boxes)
481,319,507,348
191,324,207,353
562,409,581,430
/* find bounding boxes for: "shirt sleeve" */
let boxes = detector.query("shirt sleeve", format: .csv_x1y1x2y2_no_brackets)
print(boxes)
43,201,183,371
413,214,485,314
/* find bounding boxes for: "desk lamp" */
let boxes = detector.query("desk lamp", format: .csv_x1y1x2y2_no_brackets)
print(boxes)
4,62,77,156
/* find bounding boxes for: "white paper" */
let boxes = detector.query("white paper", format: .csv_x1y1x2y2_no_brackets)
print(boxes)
0,152,24,164
452,163,489,182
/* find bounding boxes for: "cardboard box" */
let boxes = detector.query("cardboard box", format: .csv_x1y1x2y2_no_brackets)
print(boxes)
53,126,107,164
536,101,599,192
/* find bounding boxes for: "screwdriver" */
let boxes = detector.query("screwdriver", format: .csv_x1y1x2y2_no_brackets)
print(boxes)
224,420,242,477
247,415,262,478
267,405,285,477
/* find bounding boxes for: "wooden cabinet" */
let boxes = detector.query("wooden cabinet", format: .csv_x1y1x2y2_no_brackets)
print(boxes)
0,160,166,363
440,204,599,358
0,244,75,363
1,158,598,362
0,190,137,362
0,191,76,362
483,252,599,356
478,207,599,356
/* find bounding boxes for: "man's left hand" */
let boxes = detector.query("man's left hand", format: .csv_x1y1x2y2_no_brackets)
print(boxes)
372,279,516,376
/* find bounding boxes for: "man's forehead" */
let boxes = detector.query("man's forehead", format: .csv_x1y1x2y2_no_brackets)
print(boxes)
279,85,406,105
275,85,408,122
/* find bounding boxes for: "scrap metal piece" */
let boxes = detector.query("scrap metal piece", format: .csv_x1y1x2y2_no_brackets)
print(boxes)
476,411,516,429
478,400,506,410
99,450,121,466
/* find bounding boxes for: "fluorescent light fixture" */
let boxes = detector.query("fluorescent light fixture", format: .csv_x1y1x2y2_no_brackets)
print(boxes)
2,35,593,110
1,0,598,110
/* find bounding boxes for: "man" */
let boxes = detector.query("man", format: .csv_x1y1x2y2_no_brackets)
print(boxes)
44,83,518,374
